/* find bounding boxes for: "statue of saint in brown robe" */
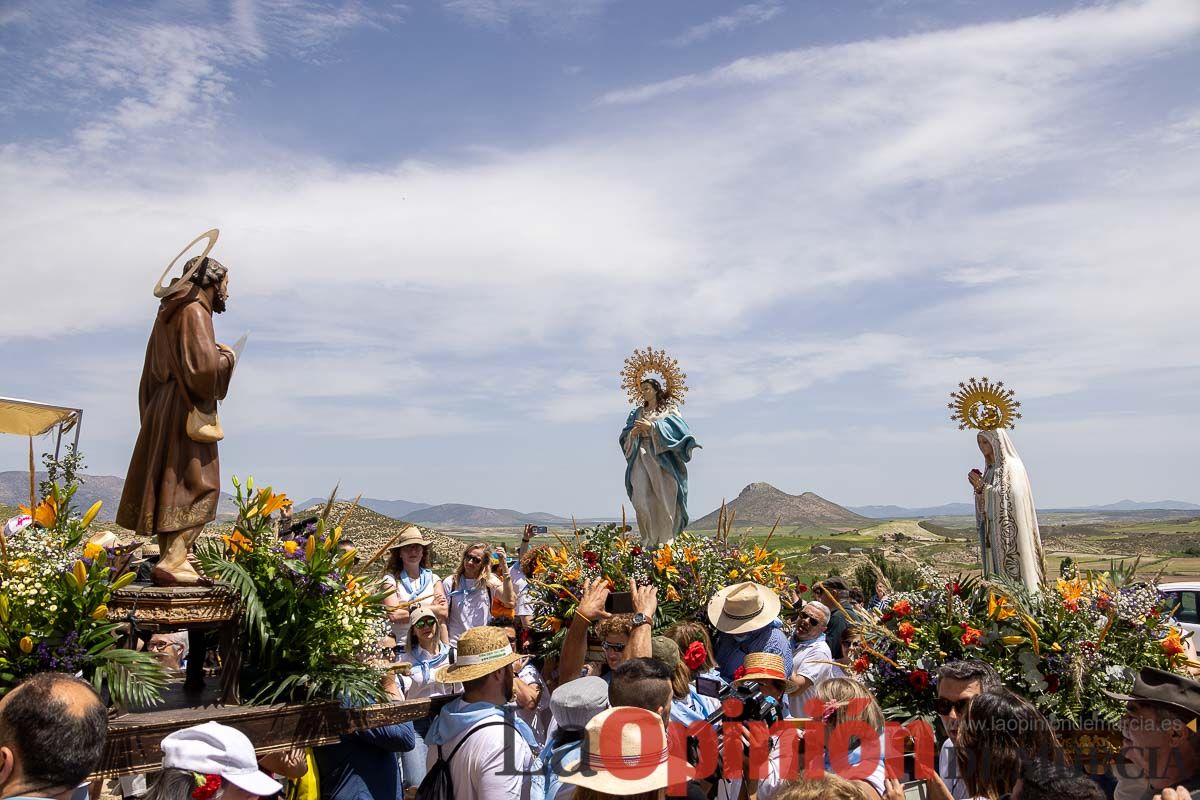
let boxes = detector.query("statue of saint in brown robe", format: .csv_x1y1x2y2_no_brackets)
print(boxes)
117,259,234,585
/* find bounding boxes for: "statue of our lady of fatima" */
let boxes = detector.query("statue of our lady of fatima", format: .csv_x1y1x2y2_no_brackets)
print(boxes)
950,378,1046,593
618,347,700,547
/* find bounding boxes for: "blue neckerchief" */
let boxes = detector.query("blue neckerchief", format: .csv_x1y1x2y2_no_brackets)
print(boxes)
398,566,432,597
671,687,714,726
447,576,484,598
410,644,451,682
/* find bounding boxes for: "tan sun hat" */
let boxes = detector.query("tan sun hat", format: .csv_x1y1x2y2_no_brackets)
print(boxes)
435,626,520,684
389,525,432,550
733,652,799,694
707,581,781,635
560,706,683,794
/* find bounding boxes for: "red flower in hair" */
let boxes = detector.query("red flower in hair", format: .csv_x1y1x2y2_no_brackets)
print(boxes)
733,665,747,681
908,670,930,691
683,641,708,671
797,583,809,594
192,775,222,800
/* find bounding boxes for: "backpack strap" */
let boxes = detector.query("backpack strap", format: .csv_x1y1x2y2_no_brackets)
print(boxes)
444,720,515,764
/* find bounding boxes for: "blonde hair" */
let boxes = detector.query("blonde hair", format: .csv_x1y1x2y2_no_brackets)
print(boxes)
773,775,874,800
663,621,716,675
452,541,496,588
813,677,885,734
670,658,691,700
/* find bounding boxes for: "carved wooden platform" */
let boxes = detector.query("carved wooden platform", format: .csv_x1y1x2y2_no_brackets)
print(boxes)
95,686,454,778
106,583,241,630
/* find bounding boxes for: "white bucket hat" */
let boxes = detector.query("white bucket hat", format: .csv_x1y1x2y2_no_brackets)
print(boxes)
160,722,283,797
560,706,684,794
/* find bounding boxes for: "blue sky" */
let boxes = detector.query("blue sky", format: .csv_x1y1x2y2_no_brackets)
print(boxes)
2,0,1198,518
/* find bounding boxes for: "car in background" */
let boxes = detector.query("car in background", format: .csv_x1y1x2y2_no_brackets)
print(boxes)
1160,582,1200,637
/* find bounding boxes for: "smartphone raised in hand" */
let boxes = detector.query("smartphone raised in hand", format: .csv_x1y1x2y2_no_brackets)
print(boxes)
605,591,635,614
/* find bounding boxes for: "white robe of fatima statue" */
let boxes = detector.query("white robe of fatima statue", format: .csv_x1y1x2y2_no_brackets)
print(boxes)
975,428,1046,593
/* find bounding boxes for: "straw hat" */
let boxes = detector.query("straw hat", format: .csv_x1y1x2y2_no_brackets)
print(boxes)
435,626,520,683
389,525,431,551
733,652,799,694
560,706,682,794
707,581,781,635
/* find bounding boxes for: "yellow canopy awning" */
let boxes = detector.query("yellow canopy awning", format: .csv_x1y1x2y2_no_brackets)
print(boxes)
0,397,82,437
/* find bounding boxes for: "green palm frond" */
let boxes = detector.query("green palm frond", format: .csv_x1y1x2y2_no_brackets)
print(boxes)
247,663,383,706
194,543,269,649
91,647,170,708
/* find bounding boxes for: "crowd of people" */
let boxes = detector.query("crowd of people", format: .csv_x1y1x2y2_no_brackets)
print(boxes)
4,527,1200,800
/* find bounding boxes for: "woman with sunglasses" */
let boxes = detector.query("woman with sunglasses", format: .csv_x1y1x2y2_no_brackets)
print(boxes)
442,541,515,647
399,607,461,789
383,526,448,652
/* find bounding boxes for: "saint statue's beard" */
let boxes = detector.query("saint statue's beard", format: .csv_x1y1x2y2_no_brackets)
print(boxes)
212,295,227,314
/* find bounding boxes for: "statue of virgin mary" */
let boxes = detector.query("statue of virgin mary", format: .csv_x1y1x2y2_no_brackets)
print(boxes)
619,348,699,546
952,378,1046,593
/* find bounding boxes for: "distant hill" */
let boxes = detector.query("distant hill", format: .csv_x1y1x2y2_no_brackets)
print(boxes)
0,471,238,522
295,497,432,519
1077,500,1200,512
405,503,571,527
693,483,869,529
850,503,977,519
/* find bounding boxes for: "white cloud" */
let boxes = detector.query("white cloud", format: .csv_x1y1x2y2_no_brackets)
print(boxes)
3,0,1199,508
439,0,611,32
667,1,783,48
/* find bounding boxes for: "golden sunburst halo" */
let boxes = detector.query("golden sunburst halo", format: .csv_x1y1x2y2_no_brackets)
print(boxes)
948,377,1021,431
621,346,689,408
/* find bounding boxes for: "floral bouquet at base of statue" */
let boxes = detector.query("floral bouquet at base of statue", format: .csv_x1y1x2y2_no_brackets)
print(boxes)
0,482,168,706
196,478,391,705
526,524,791,654
855,562,1191,723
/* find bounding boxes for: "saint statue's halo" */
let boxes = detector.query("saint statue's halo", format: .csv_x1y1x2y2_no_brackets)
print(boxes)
621,346,689,408
153,228,220,298
948,377,1021,431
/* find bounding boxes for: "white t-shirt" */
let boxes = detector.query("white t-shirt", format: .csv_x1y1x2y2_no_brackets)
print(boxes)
507,662,551,746
443,575,497,646
426,717,537,800
384,568,441,645
939,738,968,800
401,644,461,700
789,636,835,718
511,564,533,617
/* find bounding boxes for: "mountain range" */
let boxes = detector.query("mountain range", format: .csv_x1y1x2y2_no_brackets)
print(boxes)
849,499,1200,518
2,470,1196,528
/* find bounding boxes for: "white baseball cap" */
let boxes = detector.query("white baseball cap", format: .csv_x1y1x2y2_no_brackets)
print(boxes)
160,722,283,797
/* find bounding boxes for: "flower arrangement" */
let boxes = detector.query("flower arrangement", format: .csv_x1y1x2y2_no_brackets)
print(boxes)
0,475,167,706
195,478,390,705
526,523,791,653
856,563,1189,722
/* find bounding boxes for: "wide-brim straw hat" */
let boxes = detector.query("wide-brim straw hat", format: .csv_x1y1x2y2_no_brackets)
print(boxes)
733,652,799,694
435,626,520,683
707,581,781,635
561,706,686,794
389,525,432,550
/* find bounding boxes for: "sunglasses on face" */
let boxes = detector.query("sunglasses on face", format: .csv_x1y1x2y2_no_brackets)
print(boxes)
933,697,971,716
602,641,627,653
413,618,437,630
798,612,823,626
464,554,484,565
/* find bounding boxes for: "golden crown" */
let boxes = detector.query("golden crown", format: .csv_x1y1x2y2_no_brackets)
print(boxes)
621,346,688,408
949,377,1021,431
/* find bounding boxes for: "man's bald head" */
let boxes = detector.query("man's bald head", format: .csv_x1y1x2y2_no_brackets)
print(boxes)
0,672,106,795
